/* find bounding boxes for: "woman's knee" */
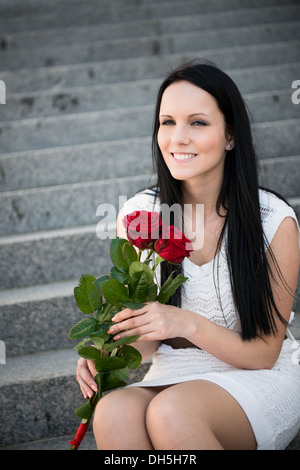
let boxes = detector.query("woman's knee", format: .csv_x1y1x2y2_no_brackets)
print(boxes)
145,387,184,447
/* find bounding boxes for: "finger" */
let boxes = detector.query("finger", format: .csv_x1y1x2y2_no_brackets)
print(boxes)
76,358,98,399
108,311,151,336
112,304,149,323
112,320,154,341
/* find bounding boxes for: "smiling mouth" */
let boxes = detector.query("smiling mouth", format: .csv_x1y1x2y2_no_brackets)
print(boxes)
172,153,198,160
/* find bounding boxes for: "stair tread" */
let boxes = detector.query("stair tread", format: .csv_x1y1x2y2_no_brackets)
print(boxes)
0,0,299,449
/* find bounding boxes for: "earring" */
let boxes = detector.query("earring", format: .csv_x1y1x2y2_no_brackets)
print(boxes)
226,144,231,150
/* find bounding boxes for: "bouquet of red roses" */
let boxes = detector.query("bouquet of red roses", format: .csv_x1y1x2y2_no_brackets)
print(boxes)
68,210,192,450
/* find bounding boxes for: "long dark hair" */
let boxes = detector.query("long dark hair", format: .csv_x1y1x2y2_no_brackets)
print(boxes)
152,60,289,340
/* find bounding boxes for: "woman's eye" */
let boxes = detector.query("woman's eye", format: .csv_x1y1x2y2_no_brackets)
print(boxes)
161,119,175,126
191,120,207,126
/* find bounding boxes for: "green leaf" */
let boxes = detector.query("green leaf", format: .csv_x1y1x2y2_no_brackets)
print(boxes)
74,399,92,420
93,274,110,290
122,301,145,310
111,367,129,381
110,238,129,272
102,372,127,392
129,261,154,284
147,283,157,301
121,345,142,369
74,274,102,314
73,337,89,351
89,334,105,350
128,270,149,303
77,345,103,360
100,278,130,306
156,273,188,304
68,317,99,340
109,267,129,284
104,335,140,351
97,302,118,323
122,242,138,265
95,356,127,372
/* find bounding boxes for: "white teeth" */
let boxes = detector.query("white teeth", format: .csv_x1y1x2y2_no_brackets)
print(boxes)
172,153,197,160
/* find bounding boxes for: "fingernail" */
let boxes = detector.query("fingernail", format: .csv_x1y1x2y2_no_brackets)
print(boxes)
108,327,115,334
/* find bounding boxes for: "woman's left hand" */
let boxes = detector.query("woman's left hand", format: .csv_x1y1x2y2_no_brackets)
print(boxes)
107,302,186,342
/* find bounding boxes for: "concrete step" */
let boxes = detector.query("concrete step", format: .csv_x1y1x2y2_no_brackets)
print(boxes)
0,348,151,447
1,40,298,94
1,259,299,356
0,105,153,153
2,20,300,71
0,136,153,191
259,155,300,199
0,173,154,236
0,150,299,239
0,280,80,357
1,431,97,450
0,153,299,239
1,91,299,154
2,428,300,450
1,124,299,193
0,0,296,33
2,63,299,122
2,4,299,51
0,197,299,293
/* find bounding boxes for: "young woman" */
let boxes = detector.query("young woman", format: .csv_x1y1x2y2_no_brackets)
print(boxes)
76,62,300,450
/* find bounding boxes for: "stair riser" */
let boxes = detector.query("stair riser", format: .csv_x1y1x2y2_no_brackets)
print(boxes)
1,284,299,357
2,22,300,71
0,0,295,33
2,5,300,52
1,42,298,94
0,175,153,236
0,92,298,153
0,154,299,237
0,137,153,191
0,361,150,447
0,198,299,291
2,64,299,122
1,293,81,357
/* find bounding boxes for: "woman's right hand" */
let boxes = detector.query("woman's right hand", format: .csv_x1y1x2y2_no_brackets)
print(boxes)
76,357,98,399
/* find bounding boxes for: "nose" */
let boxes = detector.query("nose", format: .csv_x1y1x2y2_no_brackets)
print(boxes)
171,123,191,145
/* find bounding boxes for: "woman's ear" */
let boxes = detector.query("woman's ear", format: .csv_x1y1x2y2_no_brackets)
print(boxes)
226,140,234,151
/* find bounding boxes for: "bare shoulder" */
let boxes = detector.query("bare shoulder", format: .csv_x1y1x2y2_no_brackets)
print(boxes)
116,207,127,238
270,216,299,255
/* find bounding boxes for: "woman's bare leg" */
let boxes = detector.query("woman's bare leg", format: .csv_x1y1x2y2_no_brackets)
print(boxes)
146,380,257,450
93,386,161,450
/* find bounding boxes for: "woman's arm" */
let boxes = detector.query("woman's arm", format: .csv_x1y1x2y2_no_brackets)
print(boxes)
109,217,300,370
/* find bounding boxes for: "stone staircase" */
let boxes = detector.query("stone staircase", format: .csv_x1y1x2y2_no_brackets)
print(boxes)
0,0,299,450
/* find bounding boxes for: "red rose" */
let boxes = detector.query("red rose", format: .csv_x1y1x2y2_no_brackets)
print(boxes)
122,210,162,250
154,224,193,264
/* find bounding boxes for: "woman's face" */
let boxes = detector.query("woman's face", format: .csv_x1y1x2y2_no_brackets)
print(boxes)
157,80,233,186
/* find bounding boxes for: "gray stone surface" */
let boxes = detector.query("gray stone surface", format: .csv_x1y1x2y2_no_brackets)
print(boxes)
1,0,299,451
0,173,153,235
0,349,151,447
1,41,298,96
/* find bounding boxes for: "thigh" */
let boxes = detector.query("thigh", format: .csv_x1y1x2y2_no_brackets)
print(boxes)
93,386,163,450
147,379,257,450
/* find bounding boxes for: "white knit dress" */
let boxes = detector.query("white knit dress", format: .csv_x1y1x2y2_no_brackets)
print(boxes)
123,188,300,450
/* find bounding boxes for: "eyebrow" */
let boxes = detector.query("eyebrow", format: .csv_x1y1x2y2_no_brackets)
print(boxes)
159,113,209,118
